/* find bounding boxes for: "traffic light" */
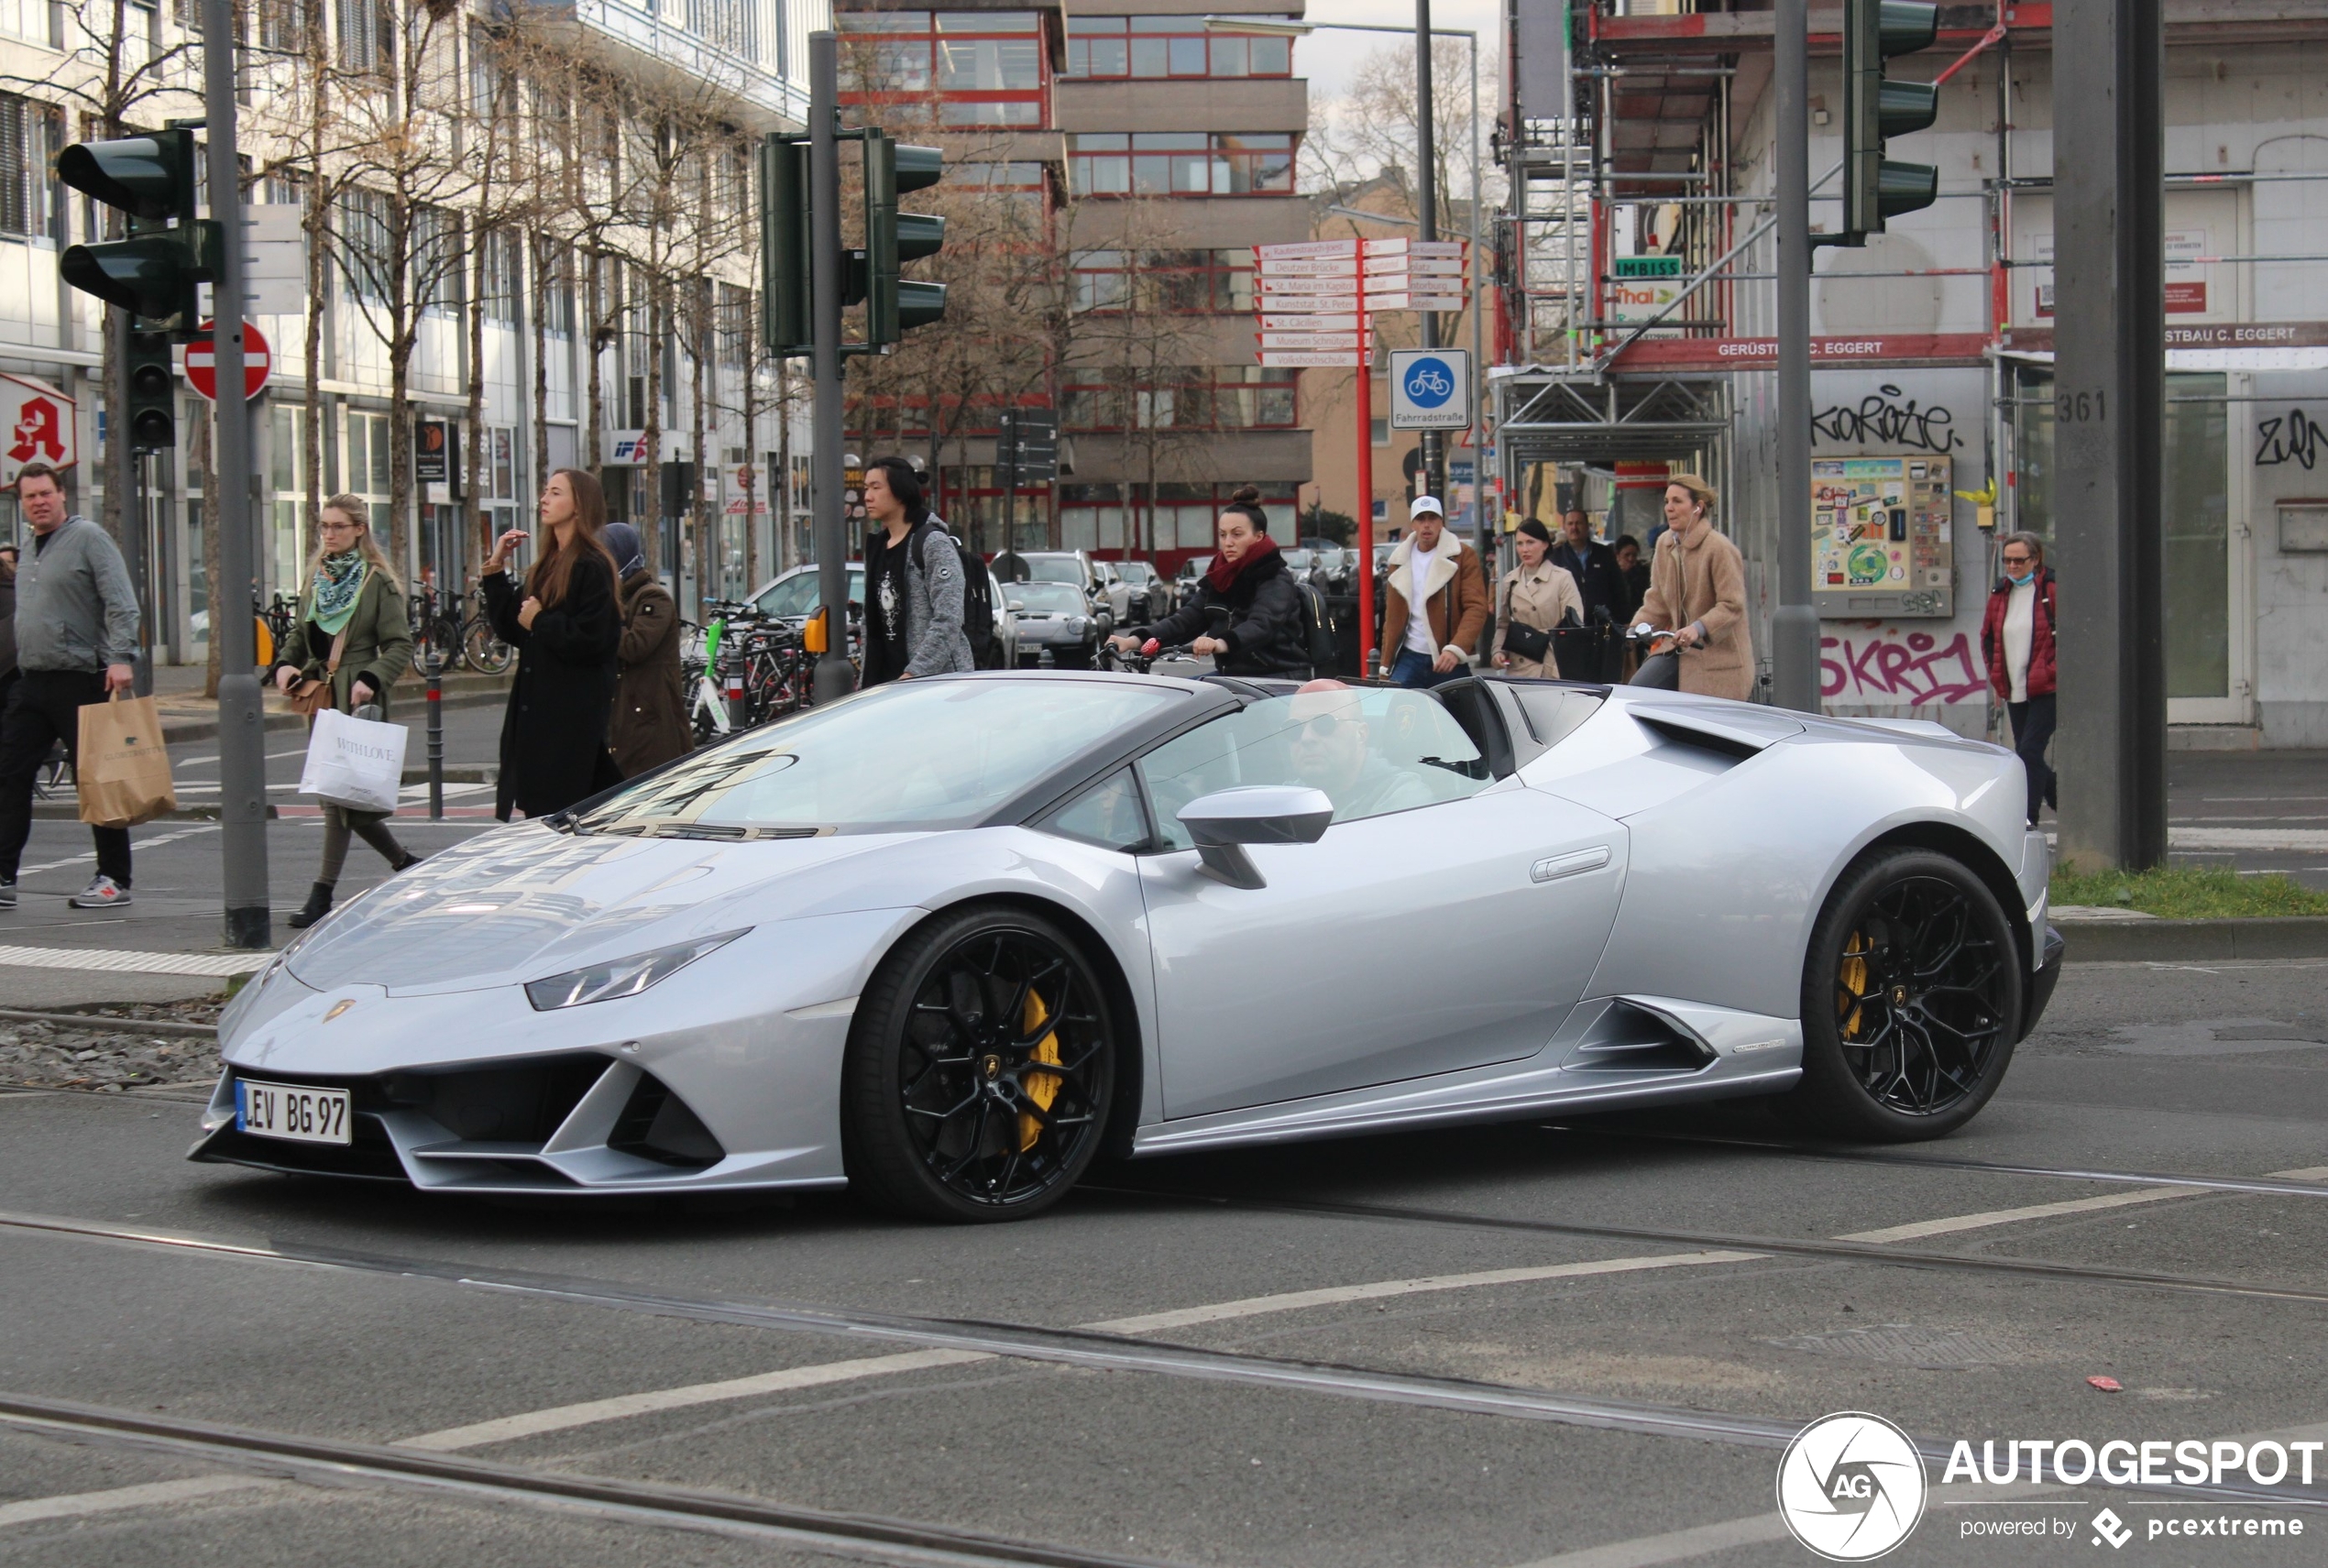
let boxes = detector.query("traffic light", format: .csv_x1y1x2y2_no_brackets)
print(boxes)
125,331,176,450
1840,0,1940,243
56,127,219,335
863,132,947,346
760,131,809,356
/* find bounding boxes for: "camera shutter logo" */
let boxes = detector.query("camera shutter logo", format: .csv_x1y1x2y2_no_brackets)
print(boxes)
1776,1412,1927,1561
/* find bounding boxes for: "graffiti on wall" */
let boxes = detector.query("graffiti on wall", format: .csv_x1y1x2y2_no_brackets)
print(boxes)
1810,384,1964,453
2254,407,2328,469
1821,626,1988,705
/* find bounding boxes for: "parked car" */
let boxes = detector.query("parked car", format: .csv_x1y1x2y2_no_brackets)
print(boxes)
1174,555,1211,601
748,561,1017,670
1017,550,1113,638
1006,580,1104,667
1102,559,1170,622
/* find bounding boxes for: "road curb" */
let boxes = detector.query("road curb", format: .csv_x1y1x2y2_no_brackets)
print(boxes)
2058,916,2328,962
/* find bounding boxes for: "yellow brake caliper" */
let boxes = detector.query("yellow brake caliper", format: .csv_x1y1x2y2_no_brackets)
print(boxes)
1018,987,1064,1152
1839,931,1871,1040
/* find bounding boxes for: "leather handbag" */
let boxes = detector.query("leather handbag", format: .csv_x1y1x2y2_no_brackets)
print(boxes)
284,627,349,717
1499,578,1552,663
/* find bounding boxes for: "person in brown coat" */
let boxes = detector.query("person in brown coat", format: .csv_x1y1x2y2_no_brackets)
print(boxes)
1491,519,1583,679
1632,474,1753,701
600,522,691,777
1378,496,1488,687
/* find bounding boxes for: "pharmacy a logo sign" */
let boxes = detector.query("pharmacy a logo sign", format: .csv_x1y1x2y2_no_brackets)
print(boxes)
1777,1412,1927,1561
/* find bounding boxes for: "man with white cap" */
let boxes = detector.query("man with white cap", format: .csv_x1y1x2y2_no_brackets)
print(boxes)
1377,496,1487,688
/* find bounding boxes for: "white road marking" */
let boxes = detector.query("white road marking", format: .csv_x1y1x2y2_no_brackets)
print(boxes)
0,944,269,977
16,823,220,877
2170,827,2328,851
1834,1187,2189,1244
0,1475,276,1526
2271,1166,2328,1181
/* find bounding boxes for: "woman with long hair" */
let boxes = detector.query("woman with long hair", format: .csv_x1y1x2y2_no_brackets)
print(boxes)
1108,486,1309,677
1491,519,1583,679
480,468,623,819
1630,474,1753,701
269,497,419,927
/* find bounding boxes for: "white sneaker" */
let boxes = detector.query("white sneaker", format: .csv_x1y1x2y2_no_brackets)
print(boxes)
69,875,131,909
0,879,16,908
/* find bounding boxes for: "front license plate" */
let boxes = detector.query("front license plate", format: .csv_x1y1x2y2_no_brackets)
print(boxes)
236,1079,352,1146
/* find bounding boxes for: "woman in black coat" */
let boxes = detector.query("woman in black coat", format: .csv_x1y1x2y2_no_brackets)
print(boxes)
1109,487,1310,678
480,468,624,820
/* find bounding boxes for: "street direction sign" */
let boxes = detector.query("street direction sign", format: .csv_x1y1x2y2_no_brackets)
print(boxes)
1389,348,1470,430
1254,293,1359,313
1257,256,1357,277
1260,349,1363,367
1262,313,1361,332
1361,238,1466,258
1256,239,1359,261
183,319,271,401
1260,331,1363,351
240,203,305,317
1258,274,1363,294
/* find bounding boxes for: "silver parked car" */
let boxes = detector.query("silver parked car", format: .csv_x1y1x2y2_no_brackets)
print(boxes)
1006,580,1104,667
195,674,2062,1222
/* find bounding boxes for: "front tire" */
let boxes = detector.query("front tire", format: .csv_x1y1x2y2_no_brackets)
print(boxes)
1780,848,2023,1142
842,905,1118,1222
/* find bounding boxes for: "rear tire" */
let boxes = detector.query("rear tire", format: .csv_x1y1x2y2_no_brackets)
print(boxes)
1778,848,2023,1143
842,905,1118,1223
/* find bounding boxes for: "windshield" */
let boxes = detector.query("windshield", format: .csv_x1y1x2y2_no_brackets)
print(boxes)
1281,549,1312,570
1180,556,1211,578
575,680,1185,835
1026,557,1085,586
1117,563,1153,584
1012,583,1087,614
753,566,864,620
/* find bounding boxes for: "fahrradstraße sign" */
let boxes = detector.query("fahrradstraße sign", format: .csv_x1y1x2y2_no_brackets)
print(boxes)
1388,348,1470,431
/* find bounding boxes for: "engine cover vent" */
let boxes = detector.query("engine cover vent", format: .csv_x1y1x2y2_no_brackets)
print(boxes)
1565,1001,1718,1073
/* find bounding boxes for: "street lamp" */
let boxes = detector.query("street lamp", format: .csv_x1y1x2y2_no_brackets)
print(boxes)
1205,14,1485,544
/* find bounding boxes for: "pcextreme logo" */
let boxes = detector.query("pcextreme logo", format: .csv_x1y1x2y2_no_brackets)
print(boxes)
1777,1412,1928,1562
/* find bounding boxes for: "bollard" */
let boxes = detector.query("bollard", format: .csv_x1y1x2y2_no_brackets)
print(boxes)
426,641,444,821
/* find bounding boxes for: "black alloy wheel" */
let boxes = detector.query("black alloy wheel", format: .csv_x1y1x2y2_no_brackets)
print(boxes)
843,905,1116,1222
1781,847,2024,1142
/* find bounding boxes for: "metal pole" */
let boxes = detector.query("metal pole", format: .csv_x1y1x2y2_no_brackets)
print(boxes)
807,33,853,706
107,309,151,696
204,0,269,948
425,637,444,821
1468,33,1487,583
1772,0,1818,712
1414,0,1443,505
2054,0,2166,871
1355,247,1377,678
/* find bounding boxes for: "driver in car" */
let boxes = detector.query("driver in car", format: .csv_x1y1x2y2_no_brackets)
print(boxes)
1285,681,1435,823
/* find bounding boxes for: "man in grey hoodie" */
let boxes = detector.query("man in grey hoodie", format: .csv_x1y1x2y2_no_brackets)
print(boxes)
0,461,139,909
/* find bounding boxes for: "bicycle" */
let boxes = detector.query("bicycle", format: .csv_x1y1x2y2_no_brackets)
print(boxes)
409,588,465,673
1622,623,1697,690
460,587,513,675
254,591,299,667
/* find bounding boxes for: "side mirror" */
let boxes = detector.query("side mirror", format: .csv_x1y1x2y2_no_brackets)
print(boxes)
1007,599,1026,614
1177,785,1334,890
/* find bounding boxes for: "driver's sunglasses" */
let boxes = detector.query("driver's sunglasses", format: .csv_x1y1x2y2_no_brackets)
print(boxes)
1296,713,1348,740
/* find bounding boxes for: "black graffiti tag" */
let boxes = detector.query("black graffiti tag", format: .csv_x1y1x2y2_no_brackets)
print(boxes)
1810,384,1963,453
2255,408,2328,470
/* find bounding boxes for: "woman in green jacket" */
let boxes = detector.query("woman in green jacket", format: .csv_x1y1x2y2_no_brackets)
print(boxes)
269,496,421,928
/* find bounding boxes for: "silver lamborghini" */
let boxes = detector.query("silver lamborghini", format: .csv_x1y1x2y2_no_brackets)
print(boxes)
194,672,2064,1222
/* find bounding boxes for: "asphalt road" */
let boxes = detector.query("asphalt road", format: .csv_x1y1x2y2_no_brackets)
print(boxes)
1,951,2324,1565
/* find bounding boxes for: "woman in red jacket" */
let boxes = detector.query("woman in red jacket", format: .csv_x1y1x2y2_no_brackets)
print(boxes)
1979,532,2058,827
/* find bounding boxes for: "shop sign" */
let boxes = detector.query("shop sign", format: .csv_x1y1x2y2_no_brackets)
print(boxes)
1,374,75,488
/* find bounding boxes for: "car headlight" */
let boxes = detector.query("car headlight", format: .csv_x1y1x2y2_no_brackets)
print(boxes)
523,929,750,1011
1066,616,1087,635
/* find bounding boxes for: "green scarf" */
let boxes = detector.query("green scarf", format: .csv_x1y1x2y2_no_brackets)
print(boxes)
310,550,369,636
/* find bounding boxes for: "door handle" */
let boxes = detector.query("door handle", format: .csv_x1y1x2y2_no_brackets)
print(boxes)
1531,846,1611,883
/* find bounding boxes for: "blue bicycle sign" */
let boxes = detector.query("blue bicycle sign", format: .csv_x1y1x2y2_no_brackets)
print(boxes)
1403,357,1455,407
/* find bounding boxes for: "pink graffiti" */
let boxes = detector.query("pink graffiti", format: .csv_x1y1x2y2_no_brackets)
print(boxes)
1819,630,1987,705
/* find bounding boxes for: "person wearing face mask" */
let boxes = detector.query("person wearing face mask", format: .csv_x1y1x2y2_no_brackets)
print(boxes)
1631,474,1751,701
602,522,691,777
1980,532,2058,827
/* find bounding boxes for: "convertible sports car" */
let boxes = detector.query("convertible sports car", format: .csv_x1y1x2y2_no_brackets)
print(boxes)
195,671,2063,1222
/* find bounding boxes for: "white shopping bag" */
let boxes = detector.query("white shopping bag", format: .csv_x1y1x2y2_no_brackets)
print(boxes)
299,707,408,814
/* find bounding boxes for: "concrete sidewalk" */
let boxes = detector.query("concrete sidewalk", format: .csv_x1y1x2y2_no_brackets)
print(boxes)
143,662,511,744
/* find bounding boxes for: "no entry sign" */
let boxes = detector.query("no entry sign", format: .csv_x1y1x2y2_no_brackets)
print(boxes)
184,320,272,402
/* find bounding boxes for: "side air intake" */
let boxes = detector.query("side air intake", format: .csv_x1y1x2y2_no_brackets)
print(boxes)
1565,1001,1718,1073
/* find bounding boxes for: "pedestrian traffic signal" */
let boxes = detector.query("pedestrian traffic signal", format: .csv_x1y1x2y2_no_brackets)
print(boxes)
56,127,218,335
760,131,809,356
863,133,947,346
126,331,176,450
1840,0,1939,243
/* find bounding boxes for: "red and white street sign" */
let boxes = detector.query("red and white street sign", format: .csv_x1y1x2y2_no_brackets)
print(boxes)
1256,256,1357,278
1259,349,1363,367
183,319,272,402
1262,313,1361,332
1256,239,1359,261
1258,274,1362,296
1260,331,1364,352
1361,238,1466,258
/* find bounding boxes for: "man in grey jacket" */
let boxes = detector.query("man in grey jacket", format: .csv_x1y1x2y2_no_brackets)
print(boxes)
0,461,139,909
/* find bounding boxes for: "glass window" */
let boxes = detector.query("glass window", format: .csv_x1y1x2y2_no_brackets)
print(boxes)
1168,35,1206,74
936,11,1036,31
1013,581,1087,612
1137,689,1490,850
872,38,931,90
753,565,865,619
842,10,930,30
577,680,1187,834
1249,35,1290,74
1210,36,1247,77
1086,36,1126,75
1042,769,1150,852
939,36,1040,90
1129,36,1167,76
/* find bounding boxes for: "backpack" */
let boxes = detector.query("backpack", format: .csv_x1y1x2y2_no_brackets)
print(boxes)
915,518,1000,669
1290,576,1337,672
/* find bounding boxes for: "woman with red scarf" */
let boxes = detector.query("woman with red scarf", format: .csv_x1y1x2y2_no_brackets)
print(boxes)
1111,487,1311,677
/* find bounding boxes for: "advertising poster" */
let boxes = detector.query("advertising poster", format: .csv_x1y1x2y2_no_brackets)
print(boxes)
1812,455,1954,618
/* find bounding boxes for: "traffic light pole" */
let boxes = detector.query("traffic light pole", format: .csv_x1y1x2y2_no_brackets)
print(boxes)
105,307,151,696
205,0,270,948
1412,0,1443,511
1772,0,1818,713
808,31,854,707
2053,0,2167,871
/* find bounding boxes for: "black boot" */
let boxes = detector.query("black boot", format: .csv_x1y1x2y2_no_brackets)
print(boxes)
288,882,335,929
390,850,423,873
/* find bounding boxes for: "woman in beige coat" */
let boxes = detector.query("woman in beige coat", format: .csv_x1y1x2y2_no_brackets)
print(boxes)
1633,474,1754,701
1492,519,1584,678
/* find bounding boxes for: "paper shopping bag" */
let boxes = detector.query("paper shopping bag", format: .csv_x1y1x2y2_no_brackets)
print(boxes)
77,691,177,828
299,707,408,814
